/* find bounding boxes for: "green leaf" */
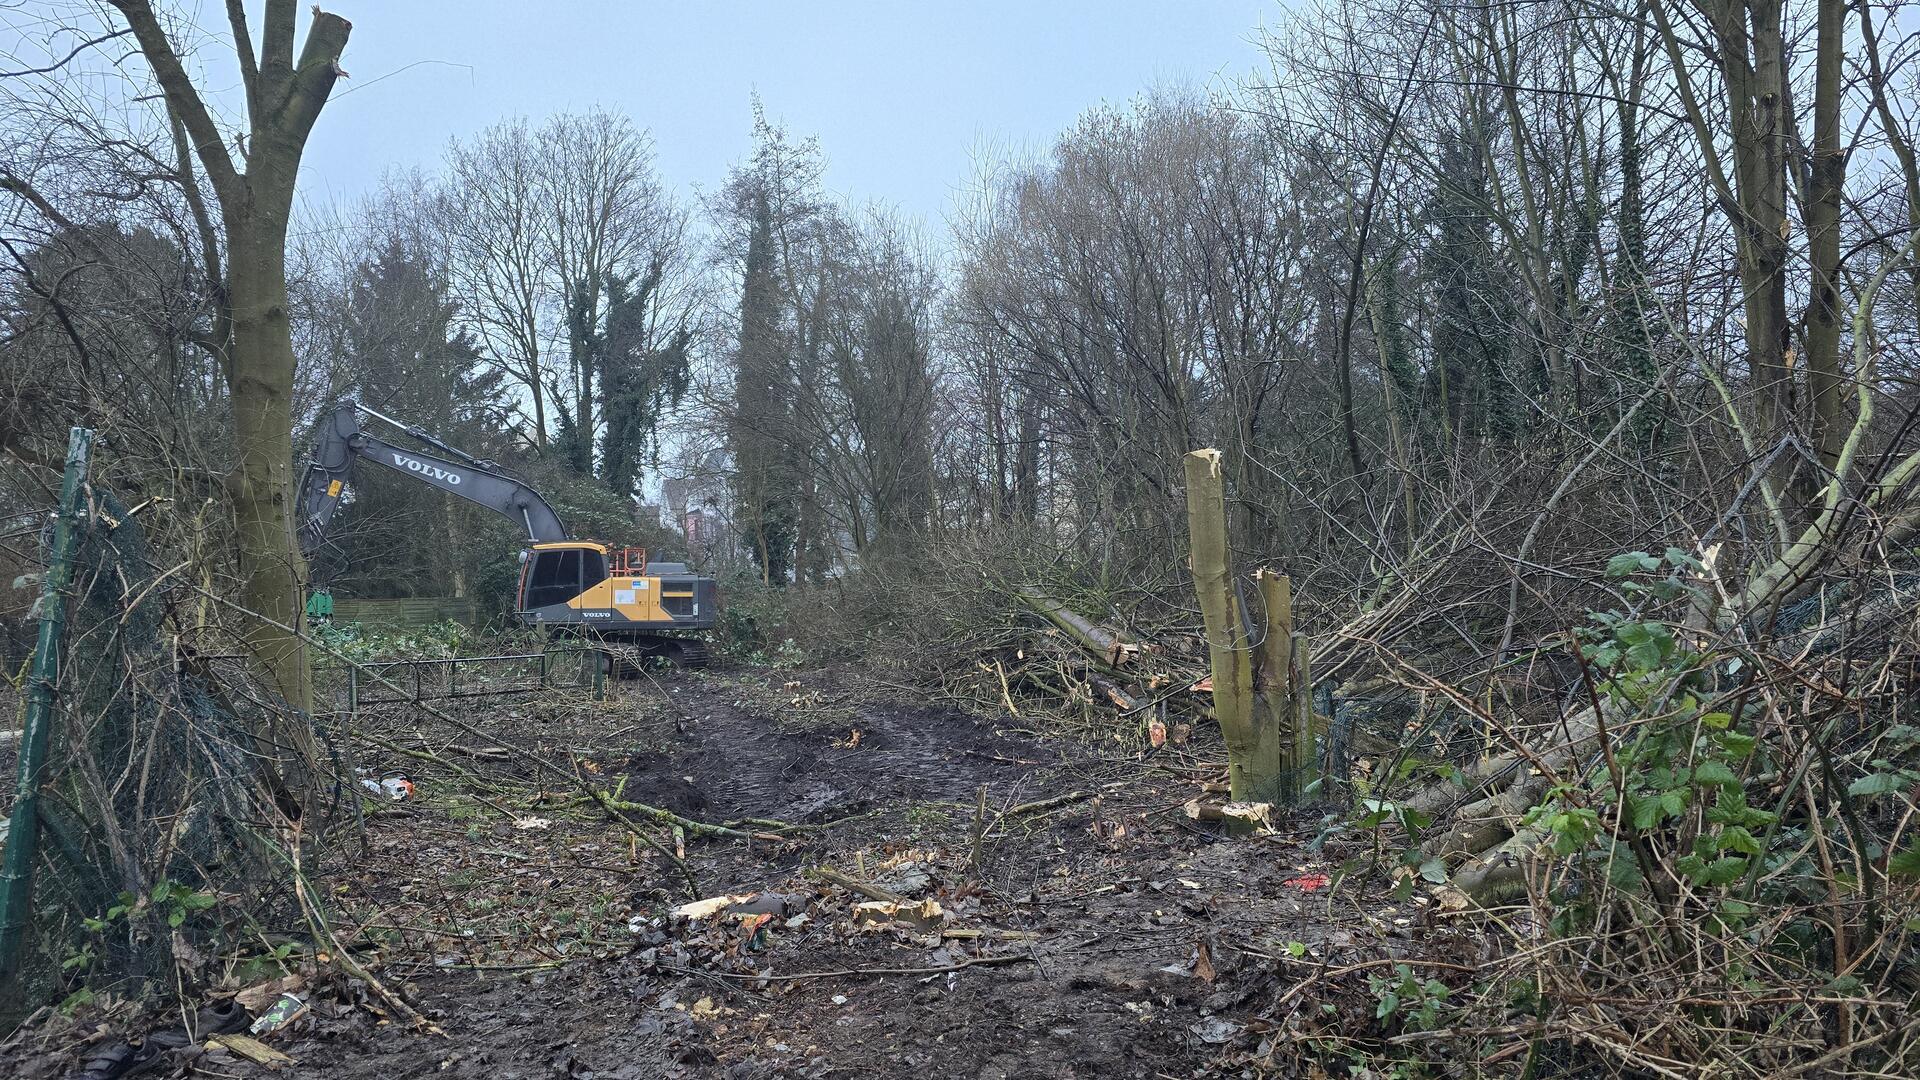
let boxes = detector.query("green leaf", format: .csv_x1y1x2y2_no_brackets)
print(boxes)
1848,773,1905,797
1629,794,1664,830
1693,760,1739,788
167,907,185,928
1615,622,1675,670
1699,711,1733,731
1607,552,1656,578
1418,858,1448,884
1663,547,1703,571
1718,827,1763,856
1716,731,1756,758
1616,622,1652,645
1888,844,1920,879
1660,790,1689,818
1582,643,1622,668
1376,991,1399,1020
1698,855,1749,886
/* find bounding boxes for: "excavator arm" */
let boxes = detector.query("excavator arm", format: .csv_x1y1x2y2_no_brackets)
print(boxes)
297,402,568,555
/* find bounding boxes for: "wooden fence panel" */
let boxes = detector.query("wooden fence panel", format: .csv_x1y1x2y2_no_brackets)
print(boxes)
328,596,480,629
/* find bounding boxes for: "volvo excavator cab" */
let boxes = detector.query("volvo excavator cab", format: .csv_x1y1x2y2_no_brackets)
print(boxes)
298,401,717,667
518,543,716,627
521,545,603,611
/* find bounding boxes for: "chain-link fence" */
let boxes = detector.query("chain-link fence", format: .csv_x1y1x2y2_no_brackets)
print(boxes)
0,482,348,1028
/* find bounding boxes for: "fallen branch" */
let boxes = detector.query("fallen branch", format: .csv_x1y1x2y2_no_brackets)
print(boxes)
810,865,907,904
591,786,755,841
701,953,1034,982
1002,790,1093,818
1016,589,1138,670
280,823,443,1035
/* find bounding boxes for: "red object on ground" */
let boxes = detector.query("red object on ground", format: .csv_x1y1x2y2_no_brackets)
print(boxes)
1283,872,1331,891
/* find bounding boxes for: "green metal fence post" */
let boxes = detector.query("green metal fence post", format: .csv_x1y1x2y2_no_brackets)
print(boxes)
0,427,94,984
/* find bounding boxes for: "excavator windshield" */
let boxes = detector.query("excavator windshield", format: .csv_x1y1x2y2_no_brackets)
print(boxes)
519,545,608,610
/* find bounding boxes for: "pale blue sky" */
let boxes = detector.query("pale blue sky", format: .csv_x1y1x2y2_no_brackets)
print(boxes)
298,1,1278,225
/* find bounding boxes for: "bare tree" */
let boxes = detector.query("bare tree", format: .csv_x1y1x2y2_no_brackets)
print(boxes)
440,110,694,486
442,119,553,446
118,2,348,725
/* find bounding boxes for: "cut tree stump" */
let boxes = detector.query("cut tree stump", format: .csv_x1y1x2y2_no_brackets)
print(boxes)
1185,449,1295,807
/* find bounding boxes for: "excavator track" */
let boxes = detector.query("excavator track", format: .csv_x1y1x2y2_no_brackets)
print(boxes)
597,636,711,676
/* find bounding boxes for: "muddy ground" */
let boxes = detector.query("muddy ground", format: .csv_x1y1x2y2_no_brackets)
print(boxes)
2,666,1472,1079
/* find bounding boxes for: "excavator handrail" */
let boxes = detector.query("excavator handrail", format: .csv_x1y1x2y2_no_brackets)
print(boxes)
296,401,569,556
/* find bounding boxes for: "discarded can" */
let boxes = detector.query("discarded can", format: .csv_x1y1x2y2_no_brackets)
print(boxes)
248,992,308,1036
357,774,414,801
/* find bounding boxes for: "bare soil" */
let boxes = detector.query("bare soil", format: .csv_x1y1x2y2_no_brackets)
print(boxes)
2,666,1462,1079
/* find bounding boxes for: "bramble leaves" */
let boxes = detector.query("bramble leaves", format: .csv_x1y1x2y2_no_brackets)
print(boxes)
1607,552,1660,577
1847,772,1914,798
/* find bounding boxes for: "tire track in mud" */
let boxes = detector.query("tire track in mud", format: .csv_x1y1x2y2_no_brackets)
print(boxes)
617,679,1082,825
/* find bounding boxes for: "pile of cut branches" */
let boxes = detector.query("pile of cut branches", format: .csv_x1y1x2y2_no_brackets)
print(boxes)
1319,550,1920,1075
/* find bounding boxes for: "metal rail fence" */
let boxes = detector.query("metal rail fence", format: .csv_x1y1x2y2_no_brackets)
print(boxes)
317,642,603,718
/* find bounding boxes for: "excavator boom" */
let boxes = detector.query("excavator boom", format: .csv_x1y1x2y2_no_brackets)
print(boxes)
298,403,567,553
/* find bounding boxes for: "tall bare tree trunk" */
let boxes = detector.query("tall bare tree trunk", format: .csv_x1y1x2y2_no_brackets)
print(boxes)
1802,0,1848,473
112,1,352,738
1721,0,1794,447
226,213,311,709
1653,0,1800,517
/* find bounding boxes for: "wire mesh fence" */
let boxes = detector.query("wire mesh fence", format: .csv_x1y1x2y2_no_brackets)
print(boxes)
0,483,348,1026
0,449,607,1028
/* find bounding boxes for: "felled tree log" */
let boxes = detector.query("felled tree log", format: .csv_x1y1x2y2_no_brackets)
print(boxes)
1016,589,1139,670
1449,821,1550,902
1421,778,1552,861
1404,705,1603,821
1402,704,1607,902
1086,673,1140,711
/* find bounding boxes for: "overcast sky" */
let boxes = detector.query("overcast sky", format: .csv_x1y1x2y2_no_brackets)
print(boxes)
291,1,1277,227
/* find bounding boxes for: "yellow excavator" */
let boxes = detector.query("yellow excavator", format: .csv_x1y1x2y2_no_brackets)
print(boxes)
297,401,716,667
